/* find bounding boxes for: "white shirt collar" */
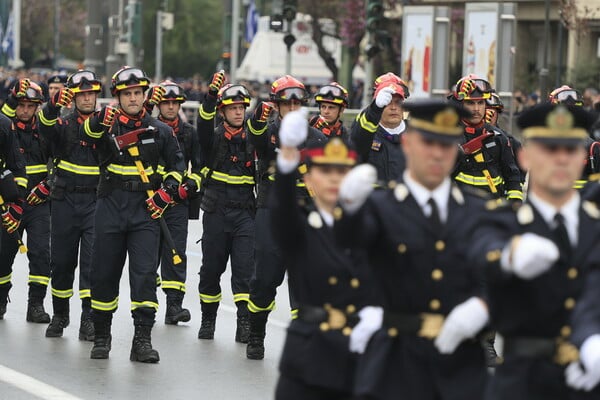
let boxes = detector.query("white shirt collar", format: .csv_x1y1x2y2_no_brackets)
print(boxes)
317,207,334,228
380,120,406,136
403,170,451,223
527,191,580,245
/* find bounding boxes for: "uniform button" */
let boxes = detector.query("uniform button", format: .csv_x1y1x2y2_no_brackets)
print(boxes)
342,327,352,336
561,325,572,338
435,240,445,251
564,298,576,310
388,327,398,337
333,207,343,220
350,278,360,288
319,322,330,331
346,304,356,314
431,269,444,281
567,268,578,279
429,299,441,311
328,276,338,285
486,250,502,262
397,243,407,254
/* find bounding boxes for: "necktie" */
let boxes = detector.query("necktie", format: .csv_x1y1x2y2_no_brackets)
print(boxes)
553,213,572,260
428,198,443,232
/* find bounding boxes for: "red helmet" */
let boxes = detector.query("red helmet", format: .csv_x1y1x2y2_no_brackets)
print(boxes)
67,70,102,94
270,75,308,103
159,80,187,102
373,82,406,100
110,66,150,96
373,72,410,99
314,82,349,107
217,84,251,109
549,85,583,106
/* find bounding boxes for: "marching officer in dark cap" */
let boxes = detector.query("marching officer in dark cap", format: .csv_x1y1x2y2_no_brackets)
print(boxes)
46,74,67,105
272,108,375,399
469,103,600,399
335,99,490,399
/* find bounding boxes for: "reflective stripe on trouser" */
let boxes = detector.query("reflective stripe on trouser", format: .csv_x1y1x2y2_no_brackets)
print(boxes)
198,207,254,316
159,202,189,294
90,190,160,325
50,191,96,302
0,202,50,291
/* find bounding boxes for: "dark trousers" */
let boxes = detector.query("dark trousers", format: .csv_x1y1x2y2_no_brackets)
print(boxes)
0,202,50,298
159,202,189,295
90,190,160,326
276,374,356,400
50,192,95,308
198,206,254,316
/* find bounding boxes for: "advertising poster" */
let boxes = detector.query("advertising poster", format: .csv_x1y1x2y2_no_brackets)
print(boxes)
463,4,499,87
402,9,434,98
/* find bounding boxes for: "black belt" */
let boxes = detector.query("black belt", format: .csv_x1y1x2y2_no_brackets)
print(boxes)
297,305,358,330
503,337,579,365
383,311,445,339
66,185,97,193
109,180,155,192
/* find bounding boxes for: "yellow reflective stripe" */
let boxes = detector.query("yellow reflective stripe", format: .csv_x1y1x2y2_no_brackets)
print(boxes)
0,273,11,285
188,172,202,188
156,165,166,176
26,164,48,175
2,103,15,118
290,309,299,320
506,190,524,201
164,171,182,183
233,293,250,303
79,289,91,299
156,276,162,286
38,111,57,127
267,174,306,187
57,160,100,175
161,280,186,292
199,104,216,120
574,180,587,189
15,177,27,188
107,163,154,176
29,275,50,286
246,119,267,136
247,299,275,313
131,301,159,311
202,167,254,185
199,292,222,303
92,297,119,311
83,118,103,139
455,172,503,186
51,287,74,299
357,112,378,133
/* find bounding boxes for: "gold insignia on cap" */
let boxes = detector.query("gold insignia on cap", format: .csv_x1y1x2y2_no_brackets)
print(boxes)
451,186,464,205
583,201,600,219
309,138,356,166
434,107,459,128
308,211,323,229
517,204,534,225
547,106,574,131
394,183,409,202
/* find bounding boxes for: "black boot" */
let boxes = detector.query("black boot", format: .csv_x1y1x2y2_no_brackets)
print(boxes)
79,299,94,341
235,315,250,343
130,325,160,363
197,313,217,339
164,293,191,325
246,312,268,360
27,300,50,323
0,284,10,320
90,313,112,359
0,302,6,320
46,297,70,337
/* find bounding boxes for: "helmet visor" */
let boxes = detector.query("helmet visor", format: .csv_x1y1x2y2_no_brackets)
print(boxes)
276,87,307,101
162,84,186,101
70,70,97,85
555,89,582,105
472,78,493,93
317,85,344,97
219,85,251,107
24,87,44,103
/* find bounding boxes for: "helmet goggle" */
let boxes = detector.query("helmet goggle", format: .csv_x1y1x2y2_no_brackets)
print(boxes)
21,86,44,103
218,85,251,107
454,78,491,100
315,85,348,105
113,68,149,92
273,87,308,102
486,94,504,111
552,89,583,106
470,78,493,93
68,70,102,93
161,84,186,102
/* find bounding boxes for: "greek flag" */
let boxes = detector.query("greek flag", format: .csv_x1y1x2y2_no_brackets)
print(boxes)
2,12,13,59
245,0,259,43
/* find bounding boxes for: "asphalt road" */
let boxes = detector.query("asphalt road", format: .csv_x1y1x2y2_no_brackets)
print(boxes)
0,218,291,400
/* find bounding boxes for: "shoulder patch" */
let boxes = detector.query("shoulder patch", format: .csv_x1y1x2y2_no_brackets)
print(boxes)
583,200,600,219
517,203,534,225
394,183,409,202
308,211,323,229
371,140,382,151
451,186,465,205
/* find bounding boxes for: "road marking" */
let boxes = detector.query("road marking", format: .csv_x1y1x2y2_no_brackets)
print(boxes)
0,364,84,400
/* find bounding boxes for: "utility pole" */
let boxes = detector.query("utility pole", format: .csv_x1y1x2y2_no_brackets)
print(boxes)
231,0,241,83
155,8,173,82
539,0,550,99
53,0,60,69
83,0,106,72
10,0,23,68
105,0,123,78
282,0,297,76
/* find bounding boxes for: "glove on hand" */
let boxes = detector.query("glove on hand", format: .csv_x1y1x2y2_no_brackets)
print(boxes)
26,180,51,206
375,86,395,108
145,187,172,219
338,164,377,214
349,306,384,354
1,202,23,233
279,108,309,148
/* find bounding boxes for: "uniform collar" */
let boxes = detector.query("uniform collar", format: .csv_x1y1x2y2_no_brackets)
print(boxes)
380,120,406,136
403,170,451,223
528,191,580,244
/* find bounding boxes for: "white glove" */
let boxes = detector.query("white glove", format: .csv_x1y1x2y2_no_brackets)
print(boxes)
434,297,489,354
338,164,377,214
279,107,309,148
349,306,383,354
501,233,560,279
566,335,600,391
375,86,395,108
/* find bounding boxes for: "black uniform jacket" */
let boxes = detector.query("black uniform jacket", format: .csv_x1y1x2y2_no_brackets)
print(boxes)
271,167,376,393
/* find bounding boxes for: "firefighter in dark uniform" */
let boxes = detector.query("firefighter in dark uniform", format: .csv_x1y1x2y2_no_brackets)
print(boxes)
83,66,186,362
335,100,490,400
37,70,102,340
245,75,327,360
350,72,409,183
196,73,255,343
144,80,202,325
450,75,523,201
0,79,52,323
0,110,28,320
272,108,375,399
309,82,349,140
469,103,600,399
